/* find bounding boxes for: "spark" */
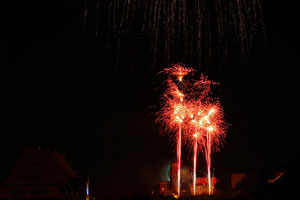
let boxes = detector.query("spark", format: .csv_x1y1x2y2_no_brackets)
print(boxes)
207,126,214,132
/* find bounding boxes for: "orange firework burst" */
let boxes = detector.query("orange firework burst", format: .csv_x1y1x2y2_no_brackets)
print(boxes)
188,101,227,152
156,64,194,196
156,64,228,196
160,63,195,82
189,101,227,195
156,64,194,136
187,75,227,195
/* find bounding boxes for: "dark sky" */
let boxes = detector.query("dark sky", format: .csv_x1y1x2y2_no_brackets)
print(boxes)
2,1,300,199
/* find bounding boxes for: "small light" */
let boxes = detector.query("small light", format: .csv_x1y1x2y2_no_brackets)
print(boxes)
209,108,215,115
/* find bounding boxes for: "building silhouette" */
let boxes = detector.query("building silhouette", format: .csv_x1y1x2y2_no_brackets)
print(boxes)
158,163,219,196
0,146,94,200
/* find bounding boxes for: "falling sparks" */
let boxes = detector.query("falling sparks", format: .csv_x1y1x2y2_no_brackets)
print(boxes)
156,64,228,195
83,0,265,70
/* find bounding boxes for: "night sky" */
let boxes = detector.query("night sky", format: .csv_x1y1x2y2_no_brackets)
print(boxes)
2,1,300,199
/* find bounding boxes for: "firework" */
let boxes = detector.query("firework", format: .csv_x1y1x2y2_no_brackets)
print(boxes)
196,103,227,195
156,64,227,195
184,75,225,195
156,64,193,196
189,101,226,194
160,64,195,82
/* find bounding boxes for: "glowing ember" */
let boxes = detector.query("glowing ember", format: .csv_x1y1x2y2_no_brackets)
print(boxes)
160,64,194,82
156,64,228,196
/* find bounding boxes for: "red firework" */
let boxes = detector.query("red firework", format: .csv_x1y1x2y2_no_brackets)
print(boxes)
156,64,193,196
187,75,227,195
156,64,227,196
160,63,195,82
188,101,227,195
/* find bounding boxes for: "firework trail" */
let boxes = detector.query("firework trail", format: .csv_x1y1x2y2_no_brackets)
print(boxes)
83,0,265,70
193,133,198,195
177,125,181,195
82,0,88,33
207,129,212,194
